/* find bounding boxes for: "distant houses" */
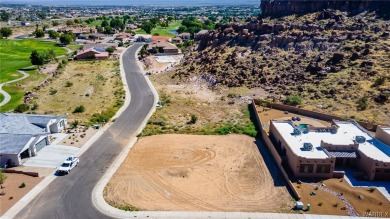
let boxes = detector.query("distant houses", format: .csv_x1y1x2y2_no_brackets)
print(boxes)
0,113,67,167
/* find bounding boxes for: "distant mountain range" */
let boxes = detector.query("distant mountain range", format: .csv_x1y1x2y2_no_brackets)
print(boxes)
2,0,259,6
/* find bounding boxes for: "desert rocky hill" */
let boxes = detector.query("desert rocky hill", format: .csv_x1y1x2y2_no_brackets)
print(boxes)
170,9,390,125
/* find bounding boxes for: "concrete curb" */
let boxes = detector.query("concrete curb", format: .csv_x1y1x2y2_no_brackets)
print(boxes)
91,44,159,218
1,47,134,219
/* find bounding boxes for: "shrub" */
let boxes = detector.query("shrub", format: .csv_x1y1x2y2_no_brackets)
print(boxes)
71,120,79,129
49,88,58,95
371,76,386,87
333,202,339,207
73,105,85,113
314,186,319,190
368,187,376,193
9,196,13,200
0,170,7,184
14,104,30,113
318,202,323,206
65,81,73,87
284,96,302,106
19,182,26,188
190,114,198,124
356,95,368,111
31,103,39,111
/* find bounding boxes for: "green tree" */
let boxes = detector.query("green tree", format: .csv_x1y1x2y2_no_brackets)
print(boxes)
66,20,74,26
167,16,174,22
30,50,45,66
44,49,56,61
0,27,12,38
0,11,10,21
14,104,30,113
105,47,115,54
284,96,302,106
59,33,75,45
96,25,103,33
101,19,109,27
73,105,85,113
52,20,60,26
74,18,81,24
35,29,45,38
104,26,113,34
48,30,59,39
140,21,155,34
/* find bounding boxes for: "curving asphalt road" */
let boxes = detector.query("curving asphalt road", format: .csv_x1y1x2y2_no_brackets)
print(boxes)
16,44,154,219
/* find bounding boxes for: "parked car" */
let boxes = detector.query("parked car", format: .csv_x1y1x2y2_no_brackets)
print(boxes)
57,156,79,175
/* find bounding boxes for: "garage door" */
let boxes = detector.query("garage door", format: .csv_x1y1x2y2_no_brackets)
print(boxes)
35,138,48,152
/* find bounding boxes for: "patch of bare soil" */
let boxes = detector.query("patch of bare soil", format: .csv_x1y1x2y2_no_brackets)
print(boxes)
105,134,293,212
0,173,42,216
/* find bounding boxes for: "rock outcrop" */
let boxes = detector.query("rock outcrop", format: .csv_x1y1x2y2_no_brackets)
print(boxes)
260,0,390,18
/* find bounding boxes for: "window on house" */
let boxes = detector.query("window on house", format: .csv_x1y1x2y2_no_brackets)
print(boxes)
316,164,331,173
299,164,314,173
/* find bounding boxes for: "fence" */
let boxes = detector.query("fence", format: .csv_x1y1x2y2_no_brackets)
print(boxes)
254,99,378,132
251,101,301,200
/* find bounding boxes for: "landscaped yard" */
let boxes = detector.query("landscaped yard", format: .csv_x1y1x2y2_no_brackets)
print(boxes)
135,20,182,37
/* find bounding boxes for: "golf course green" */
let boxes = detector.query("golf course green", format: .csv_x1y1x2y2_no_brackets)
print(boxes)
0,39,67,112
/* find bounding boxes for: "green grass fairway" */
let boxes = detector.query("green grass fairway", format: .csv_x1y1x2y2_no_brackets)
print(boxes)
135,20,182,37
0,39,67,84
0,39,67,112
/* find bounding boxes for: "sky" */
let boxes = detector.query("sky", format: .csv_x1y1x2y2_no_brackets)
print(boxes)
2,0,260,6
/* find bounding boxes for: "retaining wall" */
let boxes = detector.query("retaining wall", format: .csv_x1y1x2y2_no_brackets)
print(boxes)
253,99,378,131
250,101,301,200
3,169,39,177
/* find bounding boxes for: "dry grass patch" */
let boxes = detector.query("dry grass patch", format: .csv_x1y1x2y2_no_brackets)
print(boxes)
31,60,125,124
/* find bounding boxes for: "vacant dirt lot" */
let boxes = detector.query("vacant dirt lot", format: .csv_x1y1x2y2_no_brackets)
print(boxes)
0,173,42,216
105,134,293,212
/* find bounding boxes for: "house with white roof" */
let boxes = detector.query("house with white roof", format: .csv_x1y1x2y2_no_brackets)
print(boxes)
269,120,390,181
0,113,67,167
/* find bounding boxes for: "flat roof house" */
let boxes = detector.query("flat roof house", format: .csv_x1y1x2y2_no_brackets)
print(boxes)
147,41,179,55
0,113,67,167
269,120,390,181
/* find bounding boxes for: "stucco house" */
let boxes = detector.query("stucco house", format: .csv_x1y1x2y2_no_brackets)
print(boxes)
75,47,109,60
0,113,67,167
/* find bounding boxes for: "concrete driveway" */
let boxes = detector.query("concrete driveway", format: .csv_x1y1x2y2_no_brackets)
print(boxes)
23,144,79,168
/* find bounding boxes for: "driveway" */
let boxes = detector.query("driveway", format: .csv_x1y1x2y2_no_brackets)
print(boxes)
23,144,79,168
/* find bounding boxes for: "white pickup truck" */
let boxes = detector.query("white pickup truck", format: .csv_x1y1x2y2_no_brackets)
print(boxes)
57,156,79,175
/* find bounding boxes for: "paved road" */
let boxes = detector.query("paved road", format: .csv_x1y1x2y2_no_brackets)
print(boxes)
16,44,154,219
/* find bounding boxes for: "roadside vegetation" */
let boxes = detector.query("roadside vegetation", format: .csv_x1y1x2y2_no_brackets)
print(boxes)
139,71,257,138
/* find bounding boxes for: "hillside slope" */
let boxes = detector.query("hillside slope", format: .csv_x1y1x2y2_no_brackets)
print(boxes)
171,10,389,124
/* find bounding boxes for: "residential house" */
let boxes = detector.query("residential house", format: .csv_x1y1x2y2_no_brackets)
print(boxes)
0,113,67,167
114,33,133,42
82,43,118,50
151,35,172,43
147,41,179,54
172,37,183,43
269,120,390,181
75,47,109,60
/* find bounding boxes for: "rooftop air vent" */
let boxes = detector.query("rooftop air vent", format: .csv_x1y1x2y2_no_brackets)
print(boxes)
355,136,366,143
303,143,313,151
